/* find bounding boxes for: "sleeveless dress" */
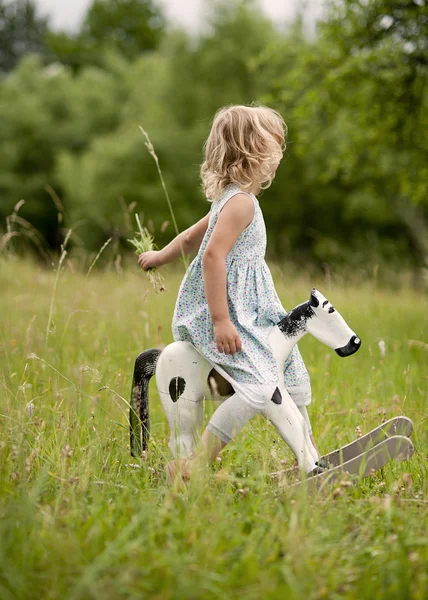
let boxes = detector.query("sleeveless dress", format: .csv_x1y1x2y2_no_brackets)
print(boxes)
172,184,311,409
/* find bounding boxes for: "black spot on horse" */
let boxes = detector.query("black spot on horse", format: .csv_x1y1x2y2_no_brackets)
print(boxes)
309,290,319,308
169,377,186,402
271,387,282,405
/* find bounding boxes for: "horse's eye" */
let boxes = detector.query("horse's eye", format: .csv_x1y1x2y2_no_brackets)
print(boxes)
328,306,336,314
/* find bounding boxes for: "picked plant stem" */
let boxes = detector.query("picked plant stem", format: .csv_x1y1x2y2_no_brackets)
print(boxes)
138,126,188,270
128,214,166,293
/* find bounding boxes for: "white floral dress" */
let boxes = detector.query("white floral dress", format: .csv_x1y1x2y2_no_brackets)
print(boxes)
172,184,311,409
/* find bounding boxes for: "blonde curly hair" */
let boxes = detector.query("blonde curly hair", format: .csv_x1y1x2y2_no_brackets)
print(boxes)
200,104,287,202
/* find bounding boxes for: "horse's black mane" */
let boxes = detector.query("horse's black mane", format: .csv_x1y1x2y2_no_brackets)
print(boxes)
277,302,314,337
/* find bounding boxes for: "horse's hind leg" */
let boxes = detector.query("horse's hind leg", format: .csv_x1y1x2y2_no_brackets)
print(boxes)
157,387,204,458
156,341,210,458
263,387,319,473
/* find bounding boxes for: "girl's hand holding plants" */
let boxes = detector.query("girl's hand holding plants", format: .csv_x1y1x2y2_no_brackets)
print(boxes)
128,214,165,293
138,250,162,271
214,318,242,355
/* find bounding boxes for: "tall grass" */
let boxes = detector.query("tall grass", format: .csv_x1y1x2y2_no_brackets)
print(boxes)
0,258,427,599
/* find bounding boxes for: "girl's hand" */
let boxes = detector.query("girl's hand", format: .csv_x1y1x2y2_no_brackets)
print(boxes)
138,250,162,270
214,319,242,355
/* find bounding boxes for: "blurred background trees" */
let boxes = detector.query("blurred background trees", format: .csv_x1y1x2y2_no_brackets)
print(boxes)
0,0,426,270
47,0,165,70
0,0,49,71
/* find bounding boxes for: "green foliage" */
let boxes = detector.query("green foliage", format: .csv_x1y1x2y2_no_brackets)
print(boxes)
0,0,48,72
0,259,427,598
47,0,165,70
0,0,426,269
83,0,165,58
45,30,104,72
256,0,428,265
0,54,128,249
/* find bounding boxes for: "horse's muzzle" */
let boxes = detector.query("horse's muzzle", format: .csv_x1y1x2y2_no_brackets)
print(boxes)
335,335,361,357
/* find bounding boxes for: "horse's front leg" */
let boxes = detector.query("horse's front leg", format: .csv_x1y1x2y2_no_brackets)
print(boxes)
262,386,319,473
155,341,210,459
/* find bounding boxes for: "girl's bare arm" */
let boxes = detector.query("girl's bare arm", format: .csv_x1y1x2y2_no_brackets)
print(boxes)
138,214,210,269
203,194,254,355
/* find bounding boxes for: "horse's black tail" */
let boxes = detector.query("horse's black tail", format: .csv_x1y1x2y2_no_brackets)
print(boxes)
129,348,161,457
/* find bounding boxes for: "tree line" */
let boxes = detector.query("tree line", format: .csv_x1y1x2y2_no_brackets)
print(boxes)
0,0,426,271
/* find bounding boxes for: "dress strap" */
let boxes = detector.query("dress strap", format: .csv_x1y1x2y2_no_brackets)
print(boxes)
213,184,257,216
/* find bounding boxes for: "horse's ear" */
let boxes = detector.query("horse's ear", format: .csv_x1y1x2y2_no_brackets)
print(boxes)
309,289,319,308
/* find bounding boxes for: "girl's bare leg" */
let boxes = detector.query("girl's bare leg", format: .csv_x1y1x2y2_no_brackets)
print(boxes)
167,429,226,484
166,393,258,483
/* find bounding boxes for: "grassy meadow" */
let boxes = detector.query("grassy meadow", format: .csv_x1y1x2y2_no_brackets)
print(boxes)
0,257,427,599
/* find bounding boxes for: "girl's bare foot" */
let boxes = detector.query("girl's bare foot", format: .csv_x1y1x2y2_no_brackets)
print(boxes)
166,458,192,484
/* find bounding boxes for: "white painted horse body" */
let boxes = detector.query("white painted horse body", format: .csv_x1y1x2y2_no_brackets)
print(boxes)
130,289,361,473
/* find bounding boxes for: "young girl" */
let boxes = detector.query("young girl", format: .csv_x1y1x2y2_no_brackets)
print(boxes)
138,104,318,479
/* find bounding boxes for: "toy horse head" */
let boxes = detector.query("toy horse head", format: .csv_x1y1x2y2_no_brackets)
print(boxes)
307,289,361,356
277,288,361,357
